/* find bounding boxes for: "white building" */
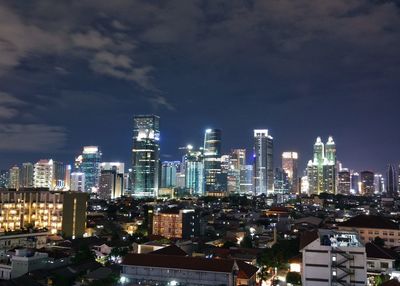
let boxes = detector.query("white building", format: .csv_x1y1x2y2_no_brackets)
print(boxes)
70,172,86,192
301,229,367,286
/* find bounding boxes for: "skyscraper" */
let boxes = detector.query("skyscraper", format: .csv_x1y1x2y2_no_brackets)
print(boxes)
8,166,20,190
350,171,360,194
360,171,375,195
161,161,180,188
184,145,205,195
132,115,160,197
0,170,9,188
70,172,85,192
374,173,384,195
282,152,298,194
98,169,124,200
338,169,351,194
76,146,102,193
307,136,337,194
203,129,222,192
386,164,397,197
20,162,34,188
253,129,274,195
33,159,65,190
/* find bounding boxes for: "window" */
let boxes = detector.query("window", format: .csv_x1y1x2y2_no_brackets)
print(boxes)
367,261,375,268
381,262,389,269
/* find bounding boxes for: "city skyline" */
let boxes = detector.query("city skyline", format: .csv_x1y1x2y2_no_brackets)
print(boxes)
0,1,400,174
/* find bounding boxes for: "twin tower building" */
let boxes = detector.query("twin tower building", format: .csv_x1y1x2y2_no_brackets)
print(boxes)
131,115,278,197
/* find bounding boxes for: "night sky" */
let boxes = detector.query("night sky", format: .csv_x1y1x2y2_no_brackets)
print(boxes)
0,1,399,173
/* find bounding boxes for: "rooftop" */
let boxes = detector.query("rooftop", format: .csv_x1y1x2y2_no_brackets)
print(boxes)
338,215,399,230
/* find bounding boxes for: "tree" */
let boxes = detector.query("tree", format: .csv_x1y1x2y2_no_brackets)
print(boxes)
240,235,253,248
72,244,96,264
286,272,301,285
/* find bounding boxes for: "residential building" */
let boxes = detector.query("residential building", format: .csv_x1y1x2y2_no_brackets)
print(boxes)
152,209,200,239
338,169,351,195
20,163,34,188
366,243,399,276
0,189,88,238
300,229,367,286
0,230,49,252
98,169,123,200
121,253,258,286
132,115,160,197
70,172,85,192
282,151,298,194
360,171,375,195
33,159,65,190
338,215,400,247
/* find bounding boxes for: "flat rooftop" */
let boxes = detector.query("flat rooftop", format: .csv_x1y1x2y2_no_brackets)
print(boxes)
319,229,362,248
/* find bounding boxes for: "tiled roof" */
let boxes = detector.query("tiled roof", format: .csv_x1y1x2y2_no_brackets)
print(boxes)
299,229,319,250
149,245,187,256
122,253,258,277
366,243,399,260
338,215,399,230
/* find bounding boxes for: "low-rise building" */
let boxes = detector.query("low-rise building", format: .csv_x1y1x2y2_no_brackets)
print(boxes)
300,229,367,286
366,242,399,275
152,209,200,239
0,230,49,253
121,253,258,286
338,215,400,247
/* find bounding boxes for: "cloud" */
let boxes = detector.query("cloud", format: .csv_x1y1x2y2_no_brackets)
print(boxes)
148,94,175,111
71,30,113,50
0,91,26,119
0,124,66,151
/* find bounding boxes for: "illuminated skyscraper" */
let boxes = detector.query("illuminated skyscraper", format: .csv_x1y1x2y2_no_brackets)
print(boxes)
0,170,8,188
132,115,160,197
386,164,397,197
350,171,360,194
338,169,351,194
8,166,20,190
33,159,65,190
282,152,298,194
76,146,102,193
99,168,124,200
307,136,337,194
20,162,34,188
374,173,384,195
203,129,222,192
161,161,180,188
361,170,375,195
184,145,204,195
253,129,274,195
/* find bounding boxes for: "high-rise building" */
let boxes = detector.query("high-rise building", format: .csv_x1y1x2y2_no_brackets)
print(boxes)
374,173,384,195
203,129,222,192
0,170,9,188
70,172,85,192
161,161,180,188
240,165,253,194
100,162,125,174
64,164,71,190
8,166,20,190
132,115,160,197
253,129,274,195
386,164,397,197
274,168,290,200
360,171,375,195
337,169,351,194
350,171,360,194
33,159,65,190
76,146,102,193
306,136,337,194
282,152,298,194
98,169,124,200
184,145,204,195
20,163,34,188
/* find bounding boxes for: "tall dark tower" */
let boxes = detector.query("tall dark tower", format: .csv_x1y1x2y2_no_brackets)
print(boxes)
132,115,160,197
203,129,222,193
386,164,397,197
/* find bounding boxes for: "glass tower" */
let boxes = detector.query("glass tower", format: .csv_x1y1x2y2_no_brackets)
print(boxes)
132,115,160,197
76,146,102,193
21,162,34,188
253,129,274,195
386,164,397,197
203,129,222,192
184,146,204,195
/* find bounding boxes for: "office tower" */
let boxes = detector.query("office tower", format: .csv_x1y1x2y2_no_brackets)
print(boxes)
220,154,236,193
33,159,65,190
231,149,246,170
300,176,309,194
240,165,253,194
0,170,9,188
306,136,337,194
282,152,298,194
70,172,85,192
20,163,34,188
274,168,290,200
8,166,20,190
100,162,125,174
374,173,384,195
161,161,180,188
64,164,71,190
0,189,88,238
386,164,397,197
203,129,222,192
98,169,124,200
228,149,246,193
360,171,375,195
132,115,160,197
350,172,360,194
53,161,66,190
75,146,102,193
184,145,205,195
253,129,274,195
338,169,351,194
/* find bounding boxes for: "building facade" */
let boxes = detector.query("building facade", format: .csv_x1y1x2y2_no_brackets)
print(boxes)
184,146,205,196
152,209,200,239
253,129,274,195
132,115,160,197
203,129,222,193
282,152,298,194
75,146,102,193
98,169,124,200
